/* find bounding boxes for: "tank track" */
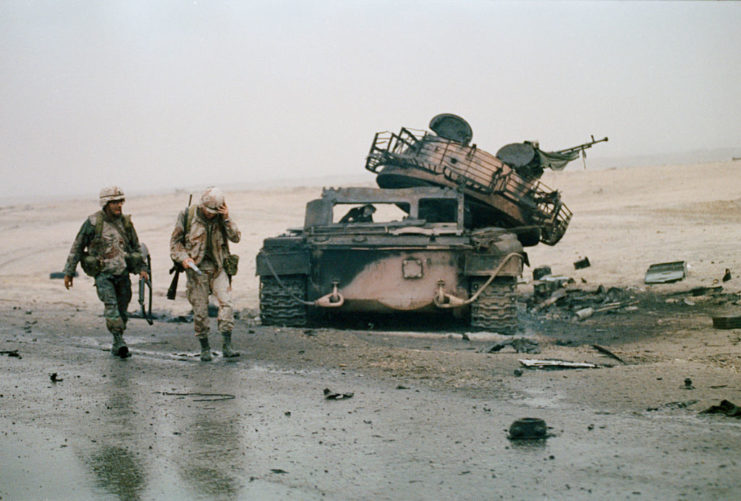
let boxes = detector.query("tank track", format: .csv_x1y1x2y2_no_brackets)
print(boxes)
259,275,307,327
469,277,518,334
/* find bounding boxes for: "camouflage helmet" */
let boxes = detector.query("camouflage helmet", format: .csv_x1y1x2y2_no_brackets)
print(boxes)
200,186,225,215
99,186,125,208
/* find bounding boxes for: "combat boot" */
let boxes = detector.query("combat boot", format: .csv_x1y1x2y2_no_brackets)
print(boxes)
111,333,131,358
221,332,240,358
198,337,213,362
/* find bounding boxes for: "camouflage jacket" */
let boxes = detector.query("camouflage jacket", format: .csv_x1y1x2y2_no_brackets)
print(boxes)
64,211,143,276
169,207,240,270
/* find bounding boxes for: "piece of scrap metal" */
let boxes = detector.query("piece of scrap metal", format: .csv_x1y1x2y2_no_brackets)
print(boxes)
645,261,687,284
519,359,597,369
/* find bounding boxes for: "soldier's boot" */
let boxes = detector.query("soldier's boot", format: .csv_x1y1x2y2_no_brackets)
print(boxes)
221,332,240,358
198,337,213,362
111,332,131,358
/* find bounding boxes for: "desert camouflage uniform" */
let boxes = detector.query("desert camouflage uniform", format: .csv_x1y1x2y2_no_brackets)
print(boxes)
170,207,241,338
64,211,143,335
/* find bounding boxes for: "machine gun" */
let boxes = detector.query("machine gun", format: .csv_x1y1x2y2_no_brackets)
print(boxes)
138,243,153,325
554,135,609,167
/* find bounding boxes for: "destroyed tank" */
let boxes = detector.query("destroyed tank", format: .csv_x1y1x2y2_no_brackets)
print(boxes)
256,114,605,332
256,186,526,333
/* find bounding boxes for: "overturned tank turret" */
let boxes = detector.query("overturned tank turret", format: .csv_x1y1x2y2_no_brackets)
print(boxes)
365,113,606,245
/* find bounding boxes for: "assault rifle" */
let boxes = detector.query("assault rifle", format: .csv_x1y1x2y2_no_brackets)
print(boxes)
138,243,153,325
167,194,192,300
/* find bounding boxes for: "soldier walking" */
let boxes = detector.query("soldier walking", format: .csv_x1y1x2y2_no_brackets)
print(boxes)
169,187,241,361
64,186,149,358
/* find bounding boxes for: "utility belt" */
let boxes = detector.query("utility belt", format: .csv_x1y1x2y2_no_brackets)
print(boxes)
81,251,143,278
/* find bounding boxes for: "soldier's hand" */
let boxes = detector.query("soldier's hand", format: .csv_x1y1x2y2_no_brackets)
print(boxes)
64,275,73,289
218,203,229,220
182,258,195,270
140,270,149,281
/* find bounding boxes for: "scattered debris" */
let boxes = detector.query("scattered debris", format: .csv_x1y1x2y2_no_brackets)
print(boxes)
700,400,741,418
532,266,552,281
574,257,591,270
270,468,289,474
690,286,723,296
323,388,354,400
575,307,594,321
1,349,21,358
684,378,694,389
646,400,698,411
712,314,741,329
160,391,236,402
519,359,597,370
483,338,540,354
508,417,548,440
533,288,567,312
303,329,317,337
513,369,523,377
591,344,627,365
722,268,732,282
49,372,63,383
645,261,687,284
396,385,409,390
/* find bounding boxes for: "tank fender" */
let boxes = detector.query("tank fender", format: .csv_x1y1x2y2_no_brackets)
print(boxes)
256,250,310,276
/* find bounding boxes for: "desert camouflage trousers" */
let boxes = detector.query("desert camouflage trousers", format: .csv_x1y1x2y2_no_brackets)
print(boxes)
186,260,234,338
95,273,132,335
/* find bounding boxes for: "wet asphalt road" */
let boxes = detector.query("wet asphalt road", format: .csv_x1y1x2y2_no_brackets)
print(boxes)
1,322,740,500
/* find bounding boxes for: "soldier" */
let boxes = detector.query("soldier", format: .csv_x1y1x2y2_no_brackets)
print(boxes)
64,186,149,358
170,187,241,361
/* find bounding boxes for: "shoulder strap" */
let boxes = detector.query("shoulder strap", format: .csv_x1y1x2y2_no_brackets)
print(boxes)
94,212,104,239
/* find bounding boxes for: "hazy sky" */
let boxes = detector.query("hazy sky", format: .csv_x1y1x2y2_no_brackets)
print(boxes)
1,1,740,201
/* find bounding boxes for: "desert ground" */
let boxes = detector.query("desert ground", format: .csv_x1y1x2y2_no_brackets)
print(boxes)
1,160,740,499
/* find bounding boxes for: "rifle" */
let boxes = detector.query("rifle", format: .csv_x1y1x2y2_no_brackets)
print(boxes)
554,135,608,157
167,194,192,300
138,243,154,325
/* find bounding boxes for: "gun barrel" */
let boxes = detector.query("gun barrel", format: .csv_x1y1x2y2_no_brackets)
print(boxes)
556,135,608,155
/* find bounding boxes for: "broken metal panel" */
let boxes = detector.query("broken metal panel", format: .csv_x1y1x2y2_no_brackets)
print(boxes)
645,261,687,284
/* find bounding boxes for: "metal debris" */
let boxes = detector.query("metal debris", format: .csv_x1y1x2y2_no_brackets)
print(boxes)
700,400,741,418
722,268,732,282
519,359,597,369
645,261,687,284
574,257,591,270
484,338,540,354
712,314,741,329
508,417,548,440
323,388,354,400
592,344,627,364
1,349,21,358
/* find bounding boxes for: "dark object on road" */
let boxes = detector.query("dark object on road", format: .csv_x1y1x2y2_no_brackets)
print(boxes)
645,261,687,284
50,271,77,279
1,349,21,358
323,388,354,400
684,378,694,389
574,257,591,270
532,266,552,281
722,268,731,282
485,338,540,354
257,187,525,333
592,344,627,365
161,391,235,402
508,417,548,440
690,286,723,296
712,314,741,329
270,469,289,474
700,400,741,418
49,372,63,383
513,369,523,377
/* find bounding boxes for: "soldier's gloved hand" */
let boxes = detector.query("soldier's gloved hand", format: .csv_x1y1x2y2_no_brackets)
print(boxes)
182,258,196,270
64,275,74,290
218,203,229,220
